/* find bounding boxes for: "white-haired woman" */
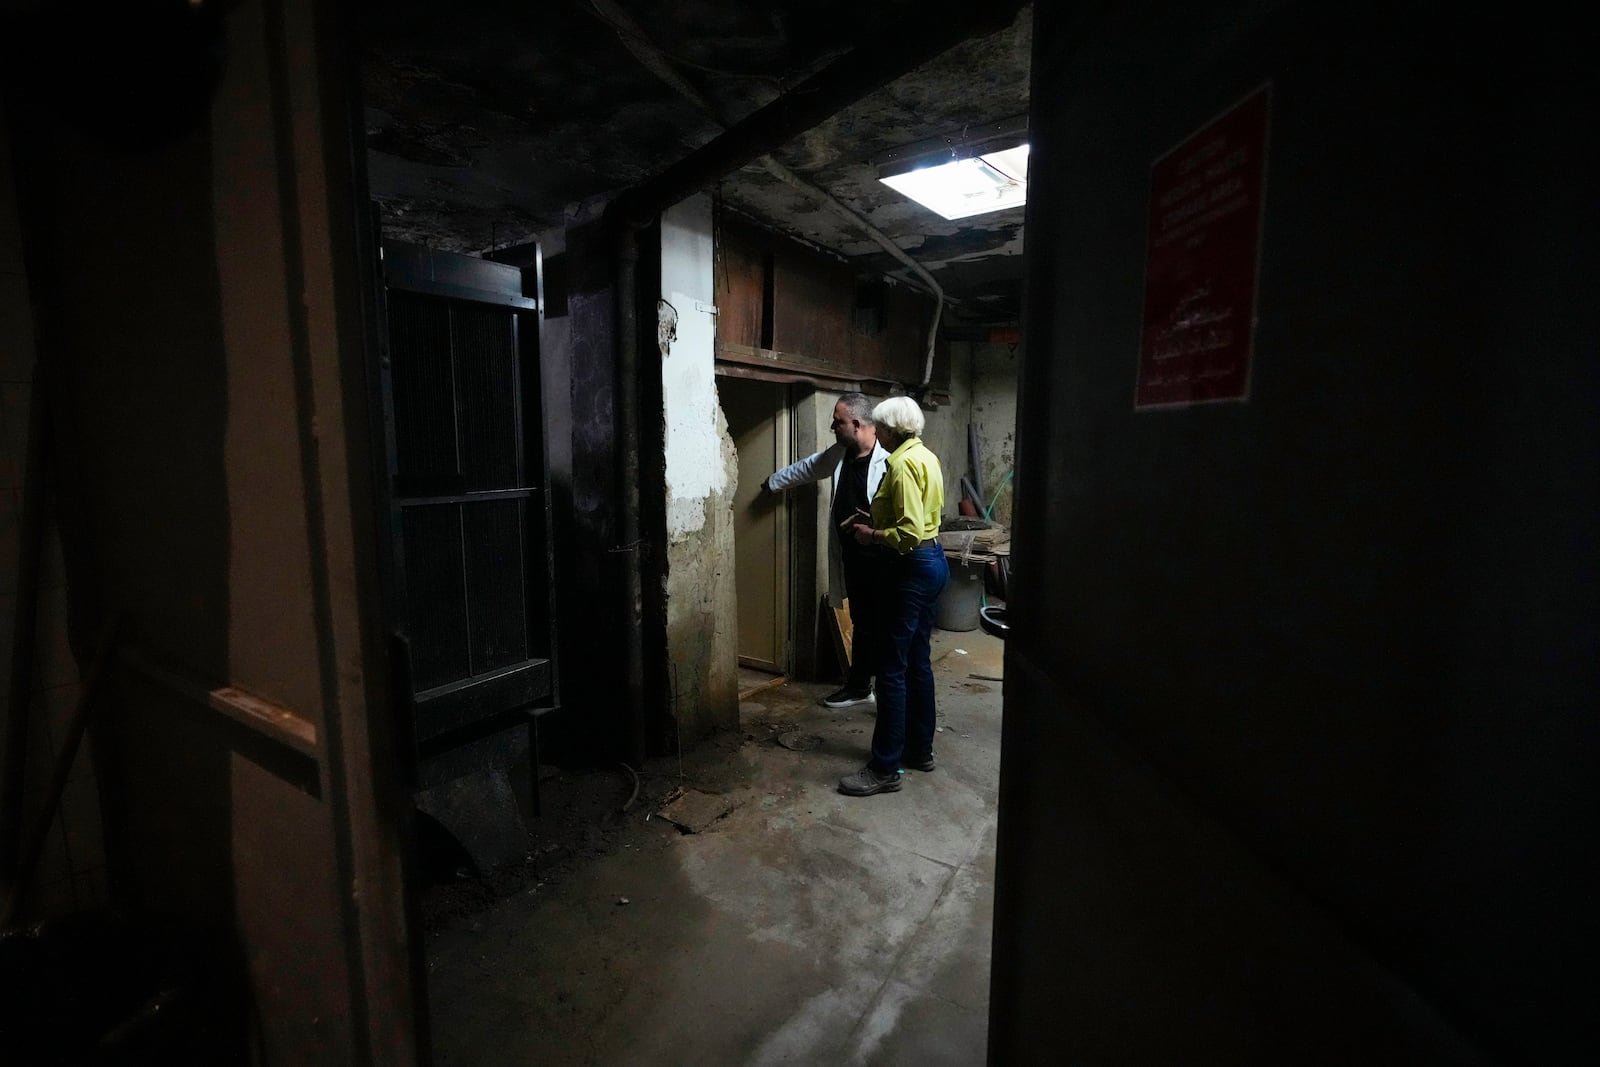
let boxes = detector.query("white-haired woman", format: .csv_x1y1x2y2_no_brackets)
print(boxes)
838,396,949,797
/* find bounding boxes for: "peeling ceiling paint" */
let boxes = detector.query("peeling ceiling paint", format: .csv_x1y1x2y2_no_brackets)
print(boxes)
361,1,1031,324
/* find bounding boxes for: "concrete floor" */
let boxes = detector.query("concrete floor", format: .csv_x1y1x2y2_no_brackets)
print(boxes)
425,626,1005,1066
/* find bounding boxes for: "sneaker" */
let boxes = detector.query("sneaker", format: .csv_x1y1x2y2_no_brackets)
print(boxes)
820,686,874,709
902,752,936,772
838,766,903,797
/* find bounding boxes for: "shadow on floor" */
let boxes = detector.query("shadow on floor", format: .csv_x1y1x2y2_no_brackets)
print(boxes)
423,627,1006,1066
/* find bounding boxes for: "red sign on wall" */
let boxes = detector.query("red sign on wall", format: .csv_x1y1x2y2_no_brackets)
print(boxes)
1136,85,1271,409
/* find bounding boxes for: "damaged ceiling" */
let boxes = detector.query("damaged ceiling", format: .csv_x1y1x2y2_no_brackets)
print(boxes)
361,1,1032,325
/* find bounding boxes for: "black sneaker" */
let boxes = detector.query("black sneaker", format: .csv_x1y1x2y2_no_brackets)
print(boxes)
820,686,874,709
838,766,903,796
902,752,936,772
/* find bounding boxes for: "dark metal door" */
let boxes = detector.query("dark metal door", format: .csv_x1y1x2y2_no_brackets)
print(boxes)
376,242,558,780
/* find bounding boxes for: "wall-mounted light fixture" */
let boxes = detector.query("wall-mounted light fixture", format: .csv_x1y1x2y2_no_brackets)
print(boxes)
875,116,1029,221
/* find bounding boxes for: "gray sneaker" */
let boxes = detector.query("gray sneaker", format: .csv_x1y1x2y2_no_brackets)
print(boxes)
838,765,903,796
902,752,936,772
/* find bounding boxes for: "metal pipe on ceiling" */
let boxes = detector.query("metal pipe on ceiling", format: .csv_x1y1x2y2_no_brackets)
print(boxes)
587,0,948,390
753,158,945,389
604,0,1028,230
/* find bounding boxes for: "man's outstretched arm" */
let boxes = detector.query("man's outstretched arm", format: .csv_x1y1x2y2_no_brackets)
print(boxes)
765,441,845,492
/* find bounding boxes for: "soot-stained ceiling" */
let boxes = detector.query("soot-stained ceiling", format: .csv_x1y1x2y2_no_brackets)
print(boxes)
361,1,1032,325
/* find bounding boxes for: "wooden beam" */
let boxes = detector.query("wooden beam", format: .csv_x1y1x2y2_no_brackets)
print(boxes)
120,648,320,759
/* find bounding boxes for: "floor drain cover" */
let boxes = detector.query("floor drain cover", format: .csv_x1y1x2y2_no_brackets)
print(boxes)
776,731,824,752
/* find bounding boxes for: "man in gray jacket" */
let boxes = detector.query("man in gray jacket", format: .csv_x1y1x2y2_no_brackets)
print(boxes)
765,392,889,708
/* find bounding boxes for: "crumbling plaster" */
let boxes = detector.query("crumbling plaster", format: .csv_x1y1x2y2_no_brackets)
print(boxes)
660,196,738,739
662,198,729,541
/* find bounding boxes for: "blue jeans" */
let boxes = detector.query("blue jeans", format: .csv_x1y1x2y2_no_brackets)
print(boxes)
869,544,950,773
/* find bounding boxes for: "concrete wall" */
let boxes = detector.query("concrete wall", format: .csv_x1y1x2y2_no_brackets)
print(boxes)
992,3,1596,1062
7,1,419,1059
659,196,738,740
970,341,1019,524
919,342,975,524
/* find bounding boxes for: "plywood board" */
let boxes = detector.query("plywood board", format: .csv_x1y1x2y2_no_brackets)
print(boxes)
831,596,854,668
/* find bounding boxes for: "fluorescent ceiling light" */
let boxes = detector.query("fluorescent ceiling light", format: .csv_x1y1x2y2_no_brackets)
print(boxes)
879,143,1029,221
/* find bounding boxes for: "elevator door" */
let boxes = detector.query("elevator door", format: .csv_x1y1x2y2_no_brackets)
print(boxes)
720,376,790,672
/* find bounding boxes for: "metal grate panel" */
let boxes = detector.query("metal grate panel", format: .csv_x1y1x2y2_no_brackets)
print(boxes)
387,293,458,490
451,303,520,492
462,500,529,675
401,504,469,691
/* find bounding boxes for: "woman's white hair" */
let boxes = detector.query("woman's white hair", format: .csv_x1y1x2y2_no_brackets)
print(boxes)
871,396,925,438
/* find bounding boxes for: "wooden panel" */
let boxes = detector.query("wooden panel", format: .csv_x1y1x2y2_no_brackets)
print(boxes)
716,211,945,389
716,340,831,376
850,283,927,385
715,220,766,349
844,285,950,391
16,1,422,1059
120,648,320,759
715,350,864,392
884,285,939,386
772,253,853,364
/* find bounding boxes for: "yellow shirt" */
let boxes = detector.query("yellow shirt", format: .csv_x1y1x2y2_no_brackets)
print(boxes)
871,436,944,553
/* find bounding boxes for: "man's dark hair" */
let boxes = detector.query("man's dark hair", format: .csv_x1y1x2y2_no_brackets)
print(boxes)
837,392,874,424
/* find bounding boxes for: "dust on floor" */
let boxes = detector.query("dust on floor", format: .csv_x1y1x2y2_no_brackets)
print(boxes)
424,627,1005,1066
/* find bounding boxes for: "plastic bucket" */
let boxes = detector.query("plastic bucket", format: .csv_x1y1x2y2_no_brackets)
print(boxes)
935,554,985,631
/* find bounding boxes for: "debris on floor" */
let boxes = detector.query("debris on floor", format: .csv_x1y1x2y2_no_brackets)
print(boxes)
657,788,742,834
737,673,787,700
776,731,824,752
424,627,1008,1064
